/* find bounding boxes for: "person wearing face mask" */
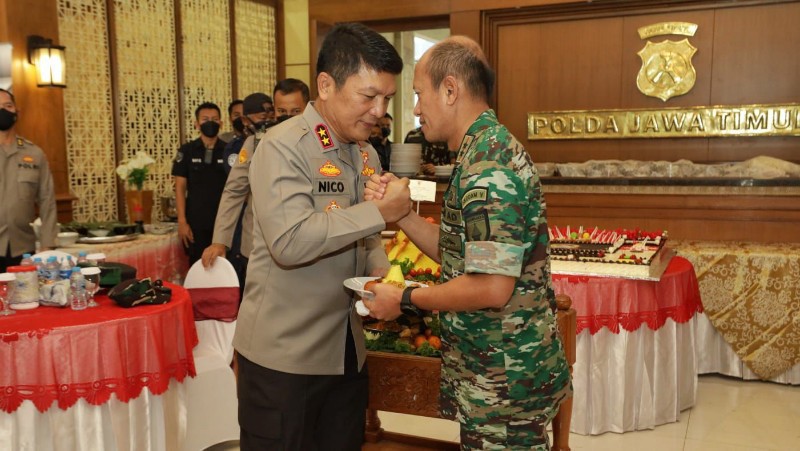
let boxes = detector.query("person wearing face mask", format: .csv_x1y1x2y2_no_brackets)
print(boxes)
273,78,310,124
171,102,228,266
369,112,393,172
0,88,57,271
201,83,310,299
202,91,281,297
219,99,244,144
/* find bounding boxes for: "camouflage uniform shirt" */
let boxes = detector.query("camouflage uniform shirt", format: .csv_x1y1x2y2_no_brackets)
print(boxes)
437,110,572,448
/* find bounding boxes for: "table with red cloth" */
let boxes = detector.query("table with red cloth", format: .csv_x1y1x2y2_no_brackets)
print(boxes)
551,256,703,435
57,231,189,283
0,282,197,450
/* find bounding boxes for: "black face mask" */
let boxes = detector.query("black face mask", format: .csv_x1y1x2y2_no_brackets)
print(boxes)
0,108,17,131
232,117,245,134
276,114,291,124
381,127,391,138
200,121,220,138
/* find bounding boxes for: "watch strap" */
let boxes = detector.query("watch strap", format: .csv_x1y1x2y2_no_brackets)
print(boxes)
401,286,421,316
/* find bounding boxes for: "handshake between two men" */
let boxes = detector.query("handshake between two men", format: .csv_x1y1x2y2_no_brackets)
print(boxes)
368,172,413,224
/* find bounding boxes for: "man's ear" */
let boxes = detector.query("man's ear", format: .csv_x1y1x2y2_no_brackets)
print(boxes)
442,75,459,106
317,72,334,100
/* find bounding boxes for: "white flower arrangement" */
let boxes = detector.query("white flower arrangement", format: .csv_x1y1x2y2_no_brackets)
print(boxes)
116,151,156,191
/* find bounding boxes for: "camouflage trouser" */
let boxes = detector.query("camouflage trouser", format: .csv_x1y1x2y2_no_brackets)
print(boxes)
460,411,556,450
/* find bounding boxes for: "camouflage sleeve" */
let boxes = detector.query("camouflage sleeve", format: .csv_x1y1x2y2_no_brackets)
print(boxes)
461,164,528,277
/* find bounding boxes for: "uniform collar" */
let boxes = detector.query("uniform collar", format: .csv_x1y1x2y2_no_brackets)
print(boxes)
303,101,357,169
1,134,23,155
456,109,499,157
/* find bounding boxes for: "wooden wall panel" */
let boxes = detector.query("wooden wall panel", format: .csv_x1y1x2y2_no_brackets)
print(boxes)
1,0,74,221
544,192,800,243
449,10,480,41
490,1,800,165
308,0,449,23
497,18,627,162
710,3,800,104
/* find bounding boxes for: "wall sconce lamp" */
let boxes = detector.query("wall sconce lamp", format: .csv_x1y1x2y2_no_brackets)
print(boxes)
27,35,66,88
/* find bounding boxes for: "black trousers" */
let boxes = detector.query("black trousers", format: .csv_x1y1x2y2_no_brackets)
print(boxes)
237,328,368,451
184,228,213,266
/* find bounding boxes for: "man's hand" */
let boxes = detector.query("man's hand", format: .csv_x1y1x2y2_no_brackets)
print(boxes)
420,163,435,176
364,172,397,201
201,243,227,268
362,283,403,321
373,177,411,223
178,221,194,247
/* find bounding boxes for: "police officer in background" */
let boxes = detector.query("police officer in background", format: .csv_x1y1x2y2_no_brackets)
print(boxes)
219,99,244,144
0,88,57,271
172,102,228,266
202,90,289,294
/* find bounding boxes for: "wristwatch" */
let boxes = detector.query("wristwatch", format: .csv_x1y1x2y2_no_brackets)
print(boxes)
400,286,422,317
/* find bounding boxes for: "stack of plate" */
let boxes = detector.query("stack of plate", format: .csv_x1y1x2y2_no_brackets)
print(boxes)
389,143,422,176
434,164,454,178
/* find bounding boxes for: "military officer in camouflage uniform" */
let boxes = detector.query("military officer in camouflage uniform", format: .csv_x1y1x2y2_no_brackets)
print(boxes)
364,37,572,450
0,88,57,271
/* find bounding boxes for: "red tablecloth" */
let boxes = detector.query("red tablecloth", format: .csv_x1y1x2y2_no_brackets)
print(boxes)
0,283,197,413
552,256,703,335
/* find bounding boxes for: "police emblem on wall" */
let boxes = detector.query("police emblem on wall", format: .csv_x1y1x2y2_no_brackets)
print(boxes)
636,22,698,102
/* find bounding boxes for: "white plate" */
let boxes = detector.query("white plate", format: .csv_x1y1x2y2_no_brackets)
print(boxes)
77,234,140,244
343,277,427,316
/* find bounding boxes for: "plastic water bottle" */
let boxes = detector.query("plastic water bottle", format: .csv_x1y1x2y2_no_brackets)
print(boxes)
69,267,86,310
33,257,44,280
20,253,34,266
77,251,87,264
46,257,60,282
59,257,72,281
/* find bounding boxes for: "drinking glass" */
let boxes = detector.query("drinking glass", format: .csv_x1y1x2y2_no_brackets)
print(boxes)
0,273,17,316
81,267,101,308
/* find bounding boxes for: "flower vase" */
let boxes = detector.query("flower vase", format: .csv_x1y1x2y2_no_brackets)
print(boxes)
125,189,154,224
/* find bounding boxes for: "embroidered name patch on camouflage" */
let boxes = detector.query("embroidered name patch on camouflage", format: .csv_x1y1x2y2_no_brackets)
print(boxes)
462,188,487,208
465,212,490,241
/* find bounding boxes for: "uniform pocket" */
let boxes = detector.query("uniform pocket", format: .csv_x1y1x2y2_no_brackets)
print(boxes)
17,170,39,199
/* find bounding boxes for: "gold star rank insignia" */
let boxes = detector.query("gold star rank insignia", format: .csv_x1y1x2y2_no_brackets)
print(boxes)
315,124,334,150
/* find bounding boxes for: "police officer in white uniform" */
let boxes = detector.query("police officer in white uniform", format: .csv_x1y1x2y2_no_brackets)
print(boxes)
0,88,57,271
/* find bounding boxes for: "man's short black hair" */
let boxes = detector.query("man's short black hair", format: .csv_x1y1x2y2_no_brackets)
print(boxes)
228,99,243,115
273,78,311,104
0,88,15,105
195,102,221,119
383,113,393,121
316,23,403,89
